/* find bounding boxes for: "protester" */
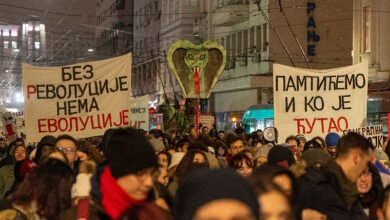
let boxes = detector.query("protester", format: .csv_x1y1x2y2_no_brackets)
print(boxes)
62,128,160,219
33,135,56,164
0,144,27,198
168,150,209,197
253,181,292,220
357,162,384,219
77,140,104,165
253,143,273,167
302,139,323,152
251,164,298,205
297,132,374,219
296,134,306,153
230,152,254,177
55,134,79,172
226,134,245,157
325,132,340,158
174,169,259,220
0,159,74,219
157,151,172,169
267,145,296,168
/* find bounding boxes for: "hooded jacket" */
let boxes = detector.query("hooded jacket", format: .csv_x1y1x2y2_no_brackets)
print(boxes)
296,160,368,220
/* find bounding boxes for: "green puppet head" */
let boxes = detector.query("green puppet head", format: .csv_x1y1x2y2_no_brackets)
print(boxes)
167,40,226,98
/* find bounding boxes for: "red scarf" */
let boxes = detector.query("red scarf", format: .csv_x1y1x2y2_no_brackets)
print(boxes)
100,167,145,219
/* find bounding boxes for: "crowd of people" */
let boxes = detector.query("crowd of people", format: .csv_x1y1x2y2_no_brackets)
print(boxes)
0,124,389,220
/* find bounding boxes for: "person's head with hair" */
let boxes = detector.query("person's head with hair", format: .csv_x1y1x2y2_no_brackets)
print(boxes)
250,179,292,220
303,139,323,152
13,144,27,162
187,140,208,153
157,151,172,169
285,135,299,152
230,152,254,177
201,126,209,135
174,169,259,220
9,158,74,219
234,127,246,136
33,135,56,164
336,132,374,183
174,149,209,182
267,145,296,168
0,137,6,149
253,143,273,167
55,134,79,169
312,136,326,149
38,147,69,165
250,164,298,204
177,136,192,153
77,140,104,164
214,140,227,157
301,148,331,168
199,134,213,148
105,127,158,194
226,133,245,156
189,125,197,138
296,134,306,152
218,130,225,141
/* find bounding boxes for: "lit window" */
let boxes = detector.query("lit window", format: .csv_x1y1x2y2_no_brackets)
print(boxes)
363,6,371,52
11,30,18,36
35,42,40,49
11,41,17,49
3,30,9,36
35,25,40,31
4,41,9,49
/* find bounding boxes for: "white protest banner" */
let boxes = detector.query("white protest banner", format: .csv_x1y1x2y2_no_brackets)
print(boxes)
273,62,368,143
23,53,132,143
129,95,149,131
343,125,384,149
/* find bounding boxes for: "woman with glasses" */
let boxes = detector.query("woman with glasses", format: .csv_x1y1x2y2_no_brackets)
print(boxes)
357,162,384,219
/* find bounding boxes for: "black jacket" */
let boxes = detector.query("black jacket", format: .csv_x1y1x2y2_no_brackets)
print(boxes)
296,165,368,220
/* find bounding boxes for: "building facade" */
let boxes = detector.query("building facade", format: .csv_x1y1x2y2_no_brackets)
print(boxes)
353,0,390,134
96,0,134,57
201,0,354,132
132,0,161,98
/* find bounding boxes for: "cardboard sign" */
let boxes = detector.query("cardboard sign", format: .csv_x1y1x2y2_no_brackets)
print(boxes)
273,62,368,142
343,125,384,149
129,95,149,131
199,114,215,130
23,53,132,142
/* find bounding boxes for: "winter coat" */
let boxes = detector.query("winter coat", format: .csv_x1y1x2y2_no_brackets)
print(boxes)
0,165,14,199
296,163,368,220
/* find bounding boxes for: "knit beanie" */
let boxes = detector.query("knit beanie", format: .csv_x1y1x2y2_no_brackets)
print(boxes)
325,132,340,148
301,148,331,168
174,169,259,220
106,128,158,179
267,145,296,168
253,143,273,159
149,137,166,153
